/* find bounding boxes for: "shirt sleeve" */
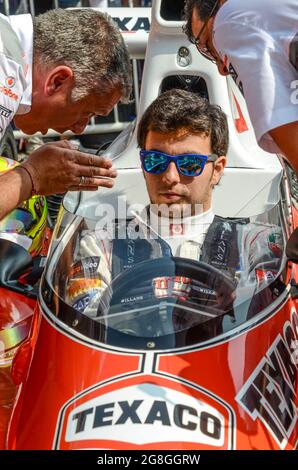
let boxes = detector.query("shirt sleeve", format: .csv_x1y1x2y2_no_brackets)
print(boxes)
213,21,298,154
0,52,25,141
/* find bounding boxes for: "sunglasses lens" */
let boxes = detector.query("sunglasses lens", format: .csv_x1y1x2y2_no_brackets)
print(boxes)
142,152,168,174
178,156,204,176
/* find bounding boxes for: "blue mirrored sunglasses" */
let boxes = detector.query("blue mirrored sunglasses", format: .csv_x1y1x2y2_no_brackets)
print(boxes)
140,150,218,177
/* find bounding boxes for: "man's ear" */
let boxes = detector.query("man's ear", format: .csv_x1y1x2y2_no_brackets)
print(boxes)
211,156,227,186
44,66,73,96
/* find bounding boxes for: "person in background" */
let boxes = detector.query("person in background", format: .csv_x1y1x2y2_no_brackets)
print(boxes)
184,0,298,260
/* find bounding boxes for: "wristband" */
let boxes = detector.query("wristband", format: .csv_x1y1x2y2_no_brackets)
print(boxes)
19,165,38,196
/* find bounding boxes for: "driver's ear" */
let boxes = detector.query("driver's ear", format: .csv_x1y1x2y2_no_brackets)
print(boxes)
211,156,226,187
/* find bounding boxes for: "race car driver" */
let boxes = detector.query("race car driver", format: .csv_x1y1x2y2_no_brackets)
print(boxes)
0,8,132,220
65,89,283,316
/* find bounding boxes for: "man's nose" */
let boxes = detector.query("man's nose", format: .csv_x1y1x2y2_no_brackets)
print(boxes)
162,162,180,184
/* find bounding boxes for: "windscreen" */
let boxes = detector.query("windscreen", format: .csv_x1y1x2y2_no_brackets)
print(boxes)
42,204,286,350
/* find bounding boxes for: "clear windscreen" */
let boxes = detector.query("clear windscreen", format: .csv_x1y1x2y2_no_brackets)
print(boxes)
42,203,286,350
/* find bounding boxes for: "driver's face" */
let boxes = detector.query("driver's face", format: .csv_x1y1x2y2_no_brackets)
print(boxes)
144,130,226,216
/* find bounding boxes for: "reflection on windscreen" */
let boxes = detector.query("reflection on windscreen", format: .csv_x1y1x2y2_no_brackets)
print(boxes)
45,204,286,349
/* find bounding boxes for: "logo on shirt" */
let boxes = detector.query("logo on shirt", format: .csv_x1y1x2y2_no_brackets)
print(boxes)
153,276,192,299
0,105,12,118
291,80,298,105
289,32,298,72
0,85,19,101
268,232,283,257
5,76,16,88
169,223,185,236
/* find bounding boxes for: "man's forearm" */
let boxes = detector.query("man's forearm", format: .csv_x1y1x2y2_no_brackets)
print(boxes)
0,167,32,220
0,140,118,221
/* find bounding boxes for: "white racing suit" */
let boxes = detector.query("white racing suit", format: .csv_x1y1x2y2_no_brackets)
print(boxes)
0,14,33,141
65,213,283,318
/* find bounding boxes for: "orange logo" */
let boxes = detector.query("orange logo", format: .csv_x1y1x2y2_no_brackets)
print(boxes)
0,85,19,101
5,76,15,88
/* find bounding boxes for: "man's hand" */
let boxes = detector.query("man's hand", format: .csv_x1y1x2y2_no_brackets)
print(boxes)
22,140,117,195
0,140,118,220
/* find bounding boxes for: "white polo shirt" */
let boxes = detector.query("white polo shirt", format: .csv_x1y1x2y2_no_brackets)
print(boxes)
213,0,298,154
0,13,33,140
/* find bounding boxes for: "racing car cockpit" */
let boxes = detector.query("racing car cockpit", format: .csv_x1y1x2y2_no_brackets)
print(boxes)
41,172,286,352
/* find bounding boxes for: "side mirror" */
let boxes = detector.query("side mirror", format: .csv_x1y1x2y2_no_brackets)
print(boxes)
0,239,36,298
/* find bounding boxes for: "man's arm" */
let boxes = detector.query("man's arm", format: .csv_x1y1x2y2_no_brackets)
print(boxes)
0,166,32,219
269,122,298,174
0,140,117,220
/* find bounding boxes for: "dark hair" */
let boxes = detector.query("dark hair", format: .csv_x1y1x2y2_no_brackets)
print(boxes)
137,89,229,156
33,9,132,102
183,0,221,42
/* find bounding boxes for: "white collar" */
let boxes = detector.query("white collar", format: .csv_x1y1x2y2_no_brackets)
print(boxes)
135,206,215,239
